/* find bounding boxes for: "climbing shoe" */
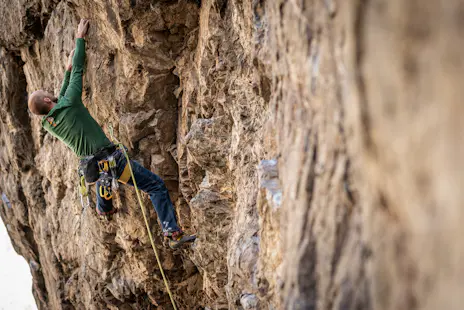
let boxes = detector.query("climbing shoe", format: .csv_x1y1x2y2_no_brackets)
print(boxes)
167,230,196,250
96,207,117,221
96,207,117,216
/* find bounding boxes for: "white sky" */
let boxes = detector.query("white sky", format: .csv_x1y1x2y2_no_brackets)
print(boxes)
0,218,37,310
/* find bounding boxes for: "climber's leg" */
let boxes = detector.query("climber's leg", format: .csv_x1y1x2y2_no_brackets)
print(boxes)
125,160,180,234
95,179,116,215
114,150,195,248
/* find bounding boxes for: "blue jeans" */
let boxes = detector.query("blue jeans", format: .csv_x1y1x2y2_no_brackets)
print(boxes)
96,149,180,234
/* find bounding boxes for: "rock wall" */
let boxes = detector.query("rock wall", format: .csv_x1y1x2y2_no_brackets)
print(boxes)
346,1,464,310
1,0,464,310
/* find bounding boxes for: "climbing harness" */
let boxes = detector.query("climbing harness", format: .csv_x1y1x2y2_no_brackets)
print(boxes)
77,146,121,211
96,156,121,220
108,124,178,310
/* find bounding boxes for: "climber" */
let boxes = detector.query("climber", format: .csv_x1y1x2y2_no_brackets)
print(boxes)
27,19,195,250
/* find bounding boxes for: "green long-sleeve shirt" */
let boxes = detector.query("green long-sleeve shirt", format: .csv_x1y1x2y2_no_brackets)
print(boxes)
42,38,112,158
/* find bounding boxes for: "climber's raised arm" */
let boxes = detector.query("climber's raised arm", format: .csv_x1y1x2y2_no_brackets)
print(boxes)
65,19,89,104
58,50,74,100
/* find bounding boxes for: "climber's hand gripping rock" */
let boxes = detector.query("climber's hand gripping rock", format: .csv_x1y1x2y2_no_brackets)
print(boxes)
76,19,90,39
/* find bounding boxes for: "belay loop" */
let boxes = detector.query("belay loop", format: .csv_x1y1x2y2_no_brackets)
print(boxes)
107,123,178,310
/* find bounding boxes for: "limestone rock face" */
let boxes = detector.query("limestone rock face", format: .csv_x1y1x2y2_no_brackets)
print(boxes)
1,0,464,310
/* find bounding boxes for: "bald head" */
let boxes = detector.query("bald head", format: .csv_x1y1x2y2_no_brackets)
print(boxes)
28,90,57,116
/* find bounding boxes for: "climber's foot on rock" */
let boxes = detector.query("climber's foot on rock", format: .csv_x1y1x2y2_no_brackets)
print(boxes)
168,231,196,250
97,208,117,221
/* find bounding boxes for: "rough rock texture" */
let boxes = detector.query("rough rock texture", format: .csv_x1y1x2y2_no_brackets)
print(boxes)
1,0,464,310
1,1,202,309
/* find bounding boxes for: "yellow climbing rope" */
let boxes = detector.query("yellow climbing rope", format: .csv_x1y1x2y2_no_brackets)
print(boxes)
108,124,177,310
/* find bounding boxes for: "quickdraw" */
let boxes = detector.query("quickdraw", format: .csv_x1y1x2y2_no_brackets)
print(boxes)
78,168,90,209
98,176,113,200
97,158,118,201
